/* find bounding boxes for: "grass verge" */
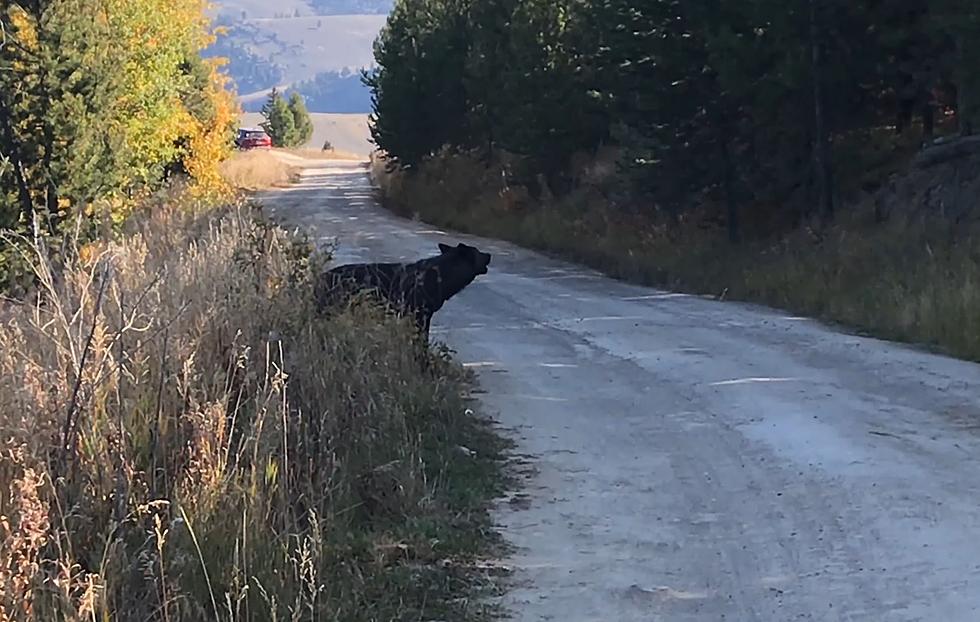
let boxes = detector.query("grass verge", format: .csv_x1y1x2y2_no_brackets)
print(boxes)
219,149,301,190
372,151,980,362
0,186,509,621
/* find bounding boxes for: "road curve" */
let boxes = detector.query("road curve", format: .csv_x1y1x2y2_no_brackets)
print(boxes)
262,159,980,622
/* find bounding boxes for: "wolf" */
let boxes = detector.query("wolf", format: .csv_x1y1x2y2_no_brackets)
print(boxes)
314,242,492,346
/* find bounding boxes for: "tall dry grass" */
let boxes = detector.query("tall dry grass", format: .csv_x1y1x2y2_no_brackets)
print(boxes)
372,151,980,361
219,150,299,191
0,190,504,621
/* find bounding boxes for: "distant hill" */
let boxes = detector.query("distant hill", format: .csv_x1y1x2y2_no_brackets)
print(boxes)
215,0,392,19
240,69,371,114
207,1,388,112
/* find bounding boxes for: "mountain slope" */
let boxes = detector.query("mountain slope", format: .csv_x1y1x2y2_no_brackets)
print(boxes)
208,1,387,112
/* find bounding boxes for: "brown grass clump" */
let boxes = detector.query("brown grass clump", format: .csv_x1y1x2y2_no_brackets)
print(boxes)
219,149,299,190
372,150,980,362
0,189,505,621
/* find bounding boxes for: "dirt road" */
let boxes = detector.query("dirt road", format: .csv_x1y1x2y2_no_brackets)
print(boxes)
262,159,980,621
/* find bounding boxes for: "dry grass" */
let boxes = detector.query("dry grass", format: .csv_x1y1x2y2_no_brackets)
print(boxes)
0,188,506,621
218,146,363,196
219,149,299,190
372,151,980,362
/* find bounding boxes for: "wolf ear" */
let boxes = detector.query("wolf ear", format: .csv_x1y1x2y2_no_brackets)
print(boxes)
438,243,453,254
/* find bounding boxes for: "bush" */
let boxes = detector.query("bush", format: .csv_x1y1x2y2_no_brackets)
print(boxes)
0,188,504,621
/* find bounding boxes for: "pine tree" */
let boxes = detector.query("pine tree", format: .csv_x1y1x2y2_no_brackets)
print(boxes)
0,0,127,230
365,0,472,168
288,92,314,146
932,0,980,135
261,88,298,147
367,0,980,228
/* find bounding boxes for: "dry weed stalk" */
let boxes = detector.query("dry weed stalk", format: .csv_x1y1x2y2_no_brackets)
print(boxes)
0,190,484,621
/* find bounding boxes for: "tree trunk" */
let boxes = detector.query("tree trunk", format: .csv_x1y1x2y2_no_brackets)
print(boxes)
954,22,980,136
0,101,35,224
921,101,935,141
809,0,834,222
721,137,739,243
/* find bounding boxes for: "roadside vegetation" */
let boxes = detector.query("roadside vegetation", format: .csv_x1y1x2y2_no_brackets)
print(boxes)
0,194,508,621
367,0,980,362
0,1,507,620
260,89,315,148
220,149,301,190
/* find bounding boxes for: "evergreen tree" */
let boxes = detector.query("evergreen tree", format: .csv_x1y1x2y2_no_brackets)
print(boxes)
932,0,980,135
364,0,472,168
0,0,127,231
261,88,298,147
0,0,236,290
368,0,980,229
288,92,315,146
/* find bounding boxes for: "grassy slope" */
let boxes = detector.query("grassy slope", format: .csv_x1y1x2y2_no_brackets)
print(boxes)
0,179,508,620
372,151,980,363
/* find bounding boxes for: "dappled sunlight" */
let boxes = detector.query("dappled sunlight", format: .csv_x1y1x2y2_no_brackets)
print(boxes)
710,377,802,387
760,575,795,587
621,293,690,301
624,584,712,603
564,315,648,324
535,274,603,281
499,393,571,403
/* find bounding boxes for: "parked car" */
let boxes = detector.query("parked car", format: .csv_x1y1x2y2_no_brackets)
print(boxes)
235,127,272,150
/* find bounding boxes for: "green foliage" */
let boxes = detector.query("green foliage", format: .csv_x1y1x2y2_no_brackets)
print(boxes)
0,0,128,231
260,89,314,148
369,0,980,235
261,88,298,147
288,91,315,145
0,0,237,291
363,0,473,169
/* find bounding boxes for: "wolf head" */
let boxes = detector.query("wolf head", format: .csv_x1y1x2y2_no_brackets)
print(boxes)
422,242,491,306
438,242,491,275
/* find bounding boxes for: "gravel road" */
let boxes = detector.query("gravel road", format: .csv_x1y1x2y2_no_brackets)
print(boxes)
262,158,980,622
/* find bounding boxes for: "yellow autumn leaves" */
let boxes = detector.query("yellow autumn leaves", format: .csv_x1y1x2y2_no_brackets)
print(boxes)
2,0,237,220
104,0,237,198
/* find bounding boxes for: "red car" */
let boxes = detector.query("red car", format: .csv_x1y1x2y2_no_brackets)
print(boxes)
235,127,273,150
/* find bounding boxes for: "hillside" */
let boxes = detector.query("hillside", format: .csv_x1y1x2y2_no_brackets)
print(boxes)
213,0,392,18
207,0,387,112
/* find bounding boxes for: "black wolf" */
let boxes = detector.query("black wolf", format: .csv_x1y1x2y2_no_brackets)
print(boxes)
314,242,492,345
